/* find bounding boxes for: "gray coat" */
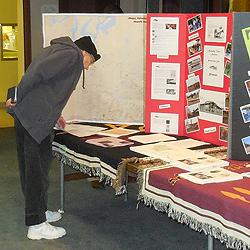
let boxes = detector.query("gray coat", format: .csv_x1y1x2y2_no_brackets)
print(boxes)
14,37,83,143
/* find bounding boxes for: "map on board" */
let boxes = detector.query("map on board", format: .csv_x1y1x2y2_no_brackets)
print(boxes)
43,14,146,124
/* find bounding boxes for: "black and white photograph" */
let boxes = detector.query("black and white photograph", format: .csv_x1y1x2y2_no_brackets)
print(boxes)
166,70,177,84
179,159,199,165
187,55,202,74
241,135,250,154
187,14,202,34
240,103,250,123
186,103,200,119
166,88,176,95
205,16,227,43
165,23,177,30
186,89,200,105
187,38,202,57
199,90,224,123
186,75,201,92
185,117,200,133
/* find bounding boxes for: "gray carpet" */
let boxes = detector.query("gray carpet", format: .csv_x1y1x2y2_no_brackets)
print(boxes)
0,127,228,250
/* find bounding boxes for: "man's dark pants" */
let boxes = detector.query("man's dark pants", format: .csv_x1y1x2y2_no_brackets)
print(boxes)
14,118,54,226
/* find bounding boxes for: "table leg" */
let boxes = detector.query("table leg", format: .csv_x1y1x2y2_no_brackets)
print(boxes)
124,170,128,202
207,235,214,250
58,161,65,214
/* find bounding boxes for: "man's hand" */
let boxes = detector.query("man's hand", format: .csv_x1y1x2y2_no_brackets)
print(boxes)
6,98,16,109
57,116,66,130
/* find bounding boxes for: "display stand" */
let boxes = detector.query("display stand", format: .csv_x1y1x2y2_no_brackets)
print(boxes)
145,13,232,147
228,12,250,160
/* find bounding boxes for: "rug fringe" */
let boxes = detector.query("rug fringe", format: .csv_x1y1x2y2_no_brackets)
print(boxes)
137,170,250,250
53,151,112,186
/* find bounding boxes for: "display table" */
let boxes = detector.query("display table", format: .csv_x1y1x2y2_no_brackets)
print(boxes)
137,161,250,250
52,122,148,210
52,122,241,249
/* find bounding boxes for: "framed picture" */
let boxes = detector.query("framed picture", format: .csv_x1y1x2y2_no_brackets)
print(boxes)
0,23,18,60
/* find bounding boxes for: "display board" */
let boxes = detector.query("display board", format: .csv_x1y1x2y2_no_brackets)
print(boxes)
43,14,146,124
228,12,250,160
145,13,232,146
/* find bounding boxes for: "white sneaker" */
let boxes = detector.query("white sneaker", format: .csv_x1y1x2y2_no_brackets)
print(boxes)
27,222,66,240
46,210,62,223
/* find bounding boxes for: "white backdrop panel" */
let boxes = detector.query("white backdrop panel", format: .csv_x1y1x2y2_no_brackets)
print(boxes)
43,14,146,124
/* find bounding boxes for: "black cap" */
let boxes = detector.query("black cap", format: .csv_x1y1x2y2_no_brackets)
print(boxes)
74,36,101,62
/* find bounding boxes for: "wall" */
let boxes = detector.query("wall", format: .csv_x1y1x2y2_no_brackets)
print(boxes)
230,0,250,11
0,0,17,128
30,0,147,59
30,0,58,59
120,0,146,13
17,0,24,81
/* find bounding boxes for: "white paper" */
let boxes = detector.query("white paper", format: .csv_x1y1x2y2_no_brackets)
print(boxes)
85,137,134,148
63,124,106,137
205,16,227,43
159,104,171,109
128,133,176,144
150,112,179,135
204,127,217,133
242,172,250,178
203,45,225,87
96,127,139,137
150,17,179,56
130,142,200,162
164,138,209,149
151,62,180,100
172,155,229,171
179,167,241,184
188,32,199,40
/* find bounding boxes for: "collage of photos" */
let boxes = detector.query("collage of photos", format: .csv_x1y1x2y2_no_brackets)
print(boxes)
146,13,231,147
185,75,201,133
224,42,232,78
240,78,250,154
184,14,230,142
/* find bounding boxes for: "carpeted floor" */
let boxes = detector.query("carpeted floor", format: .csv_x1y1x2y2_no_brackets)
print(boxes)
0,127,228,250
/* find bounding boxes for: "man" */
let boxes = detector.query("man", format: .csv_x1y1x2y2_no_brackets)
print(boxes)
6,36,101,240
